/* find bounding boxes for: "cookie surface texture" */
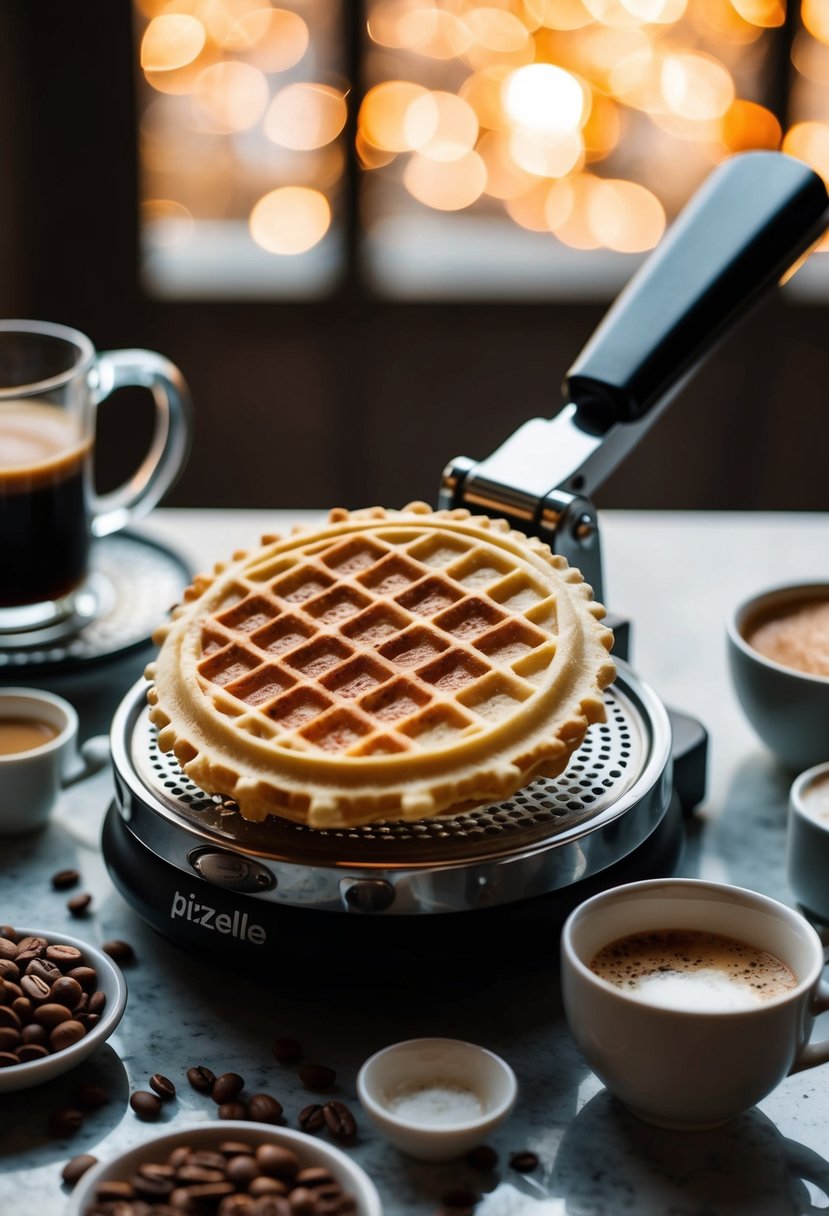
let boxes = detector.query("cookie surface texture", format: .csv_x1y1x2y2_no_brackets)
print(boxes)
147,504,616,828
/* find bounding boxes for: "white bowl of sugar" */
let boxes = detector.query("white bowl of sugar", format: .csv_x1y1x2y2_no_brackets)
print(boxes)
356,1037,517,1162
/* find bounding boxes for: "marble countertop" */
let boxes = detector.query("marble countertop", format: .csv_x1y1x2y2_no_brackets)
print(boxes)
3,507,829,1216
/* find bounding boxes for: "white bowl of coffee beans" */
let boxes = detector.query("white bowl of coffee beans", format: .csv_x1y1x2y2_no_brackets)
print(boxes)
0,925,127,1092
67,1121,383,1216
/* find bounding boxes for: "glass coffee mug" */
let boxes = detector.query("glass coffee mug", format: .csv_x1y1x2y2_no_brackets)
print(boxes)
0,319,190,633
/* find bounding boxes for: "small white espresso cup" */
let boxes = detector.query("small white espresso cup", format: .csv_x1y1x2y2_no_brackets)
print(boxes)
788,762,829,925
561,878,829,1130
0,688,105,834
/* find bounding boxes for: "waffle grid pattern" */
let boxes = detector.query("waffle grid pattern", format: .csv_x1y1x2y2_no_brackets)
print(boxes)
196,527,562,758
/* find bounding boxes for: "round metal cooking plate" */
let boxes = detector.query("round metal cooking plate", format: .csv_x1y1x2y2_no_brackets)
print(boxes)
110,667,672,914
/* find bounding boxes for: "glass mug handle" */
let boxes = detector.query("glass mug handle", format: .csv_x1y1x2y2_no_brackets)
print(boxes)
88,348,191,539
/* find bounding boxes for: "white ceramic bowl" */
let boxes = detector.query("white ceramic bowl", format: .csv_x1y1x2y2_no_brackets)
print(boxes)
0,926,127,1092
67,1122,383,1216
356,1037,517,1162
727,582,829,771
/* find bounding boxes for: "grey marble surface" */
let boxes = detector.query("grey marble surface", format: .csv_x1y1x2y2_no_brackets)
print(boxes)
3,508,829,1216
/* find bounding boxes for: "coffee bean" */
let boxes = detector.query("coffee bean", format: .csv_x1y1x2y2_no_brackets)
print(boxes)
509,1150,539,1173
11,997,31,1020
50,976,83,1009
61,1153,98,1186
16,936,47,960
256,1144,300,1179
150,1072,177,1100
21,974,51,1002
132,1171,175,1199
249,1176,288,1197
0,927,15,941
0,937,18,961
465,1145,498,1171
46,943,82,966
102,939,135,963
66,965,97,990
322,1100,356,1141
219,1140,255,1156
21,1022,47,1046
49,1107,84,1137
0,1027,19,1051
74,1082,109,1108
33,1002,73,1028
18,1043,50,1061
177,1164,227,1184
271,1037,302,1065
0,1051,20,1067
51,868,80,890
226,1154,260,1187
212,1071,245,1103
130,1090,163,1119
50,1020,87,1052
288,1186,317,1213
95,1180,136,1200
298,1104,325,1133
247,1093,283,1124
67,893,92,917
218,1101,248,1120
254,1197,291,1216
298,1064,336,1092
187,1064,216,1092
0,959,19,982
220,1196,257,1214
27,957,62,983
295,1168,334,1188
88,990,107,1015
0,1006,21,1032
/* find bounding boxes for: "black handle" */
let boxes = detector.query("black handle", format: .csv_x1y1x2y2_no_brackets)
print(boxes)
564,152,829,425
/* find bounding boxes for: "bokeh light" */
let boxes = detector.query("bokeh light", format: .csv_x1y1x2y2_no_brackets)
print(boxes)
249,187,332,254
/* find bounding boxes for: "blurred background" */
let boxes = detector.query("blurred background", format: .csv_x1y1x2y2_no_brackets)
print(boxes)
2,0,828,513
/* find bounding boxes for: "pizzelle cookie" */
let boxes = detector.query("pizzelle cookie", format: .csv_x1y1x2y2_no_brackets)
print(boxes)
146,503,616,829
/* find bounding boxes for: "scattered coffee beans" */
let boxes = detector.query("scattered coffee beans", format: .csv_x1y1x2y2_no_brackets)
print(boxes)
67,894,92,918
247,1093,283,1124
0,927,106,1068
213,1072,245,1104
149,1072,176,1100
51,869,80,891
509,1150,539,1173
188,1064,217,1093
101,940,135,964
322,1100,356,1141
218,1101,249,1120
83,1139,358,1216
299,1104,325,1133
61,1153,98,1187
298,1064,336,1092
130,1090,163,1120
272,1037,303,1065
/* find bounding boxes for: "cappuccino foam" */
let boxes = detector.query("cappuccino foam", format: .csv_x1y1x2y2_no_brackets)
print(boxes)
744,596,829,678
590,929,797,1012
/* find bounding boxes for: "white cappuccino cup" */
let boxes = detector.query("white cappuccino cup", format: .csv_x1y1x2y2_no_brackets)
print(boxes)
561,878,829,1130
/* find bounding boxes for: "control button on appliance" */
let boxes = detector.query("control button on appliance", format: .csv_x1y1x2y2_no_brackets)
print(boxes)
341,878,396,912
190,850,275,893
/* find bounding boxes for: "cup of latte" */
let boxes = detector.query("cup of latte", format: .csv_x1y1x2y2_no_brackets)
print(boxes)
727,582,829,770
561,878,829,1130
788,761,829,925
0,319,190,634
0,687,108,833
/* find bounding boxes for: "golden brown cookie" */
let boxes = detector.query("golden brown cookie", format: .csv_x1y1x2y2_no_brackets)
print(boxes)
146,504,615,828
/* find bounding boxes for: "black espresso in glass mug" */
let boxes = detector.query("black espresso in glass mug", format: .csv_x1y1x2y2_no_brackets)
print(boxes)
0,320,190,631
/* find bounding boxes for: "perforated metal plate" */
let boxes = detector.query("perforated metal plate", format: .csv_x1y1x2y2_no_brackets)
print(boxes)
122,675,650,869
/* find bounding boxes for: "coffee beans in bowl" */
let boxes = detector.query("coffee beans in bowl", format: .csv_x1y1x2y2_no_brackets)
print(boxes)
66,1122,383,1216
0,926,127,1093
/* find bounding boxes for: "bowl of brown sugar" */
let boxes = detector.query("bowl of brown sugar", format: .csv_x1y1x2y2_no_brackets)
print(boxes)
727,582,829,770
